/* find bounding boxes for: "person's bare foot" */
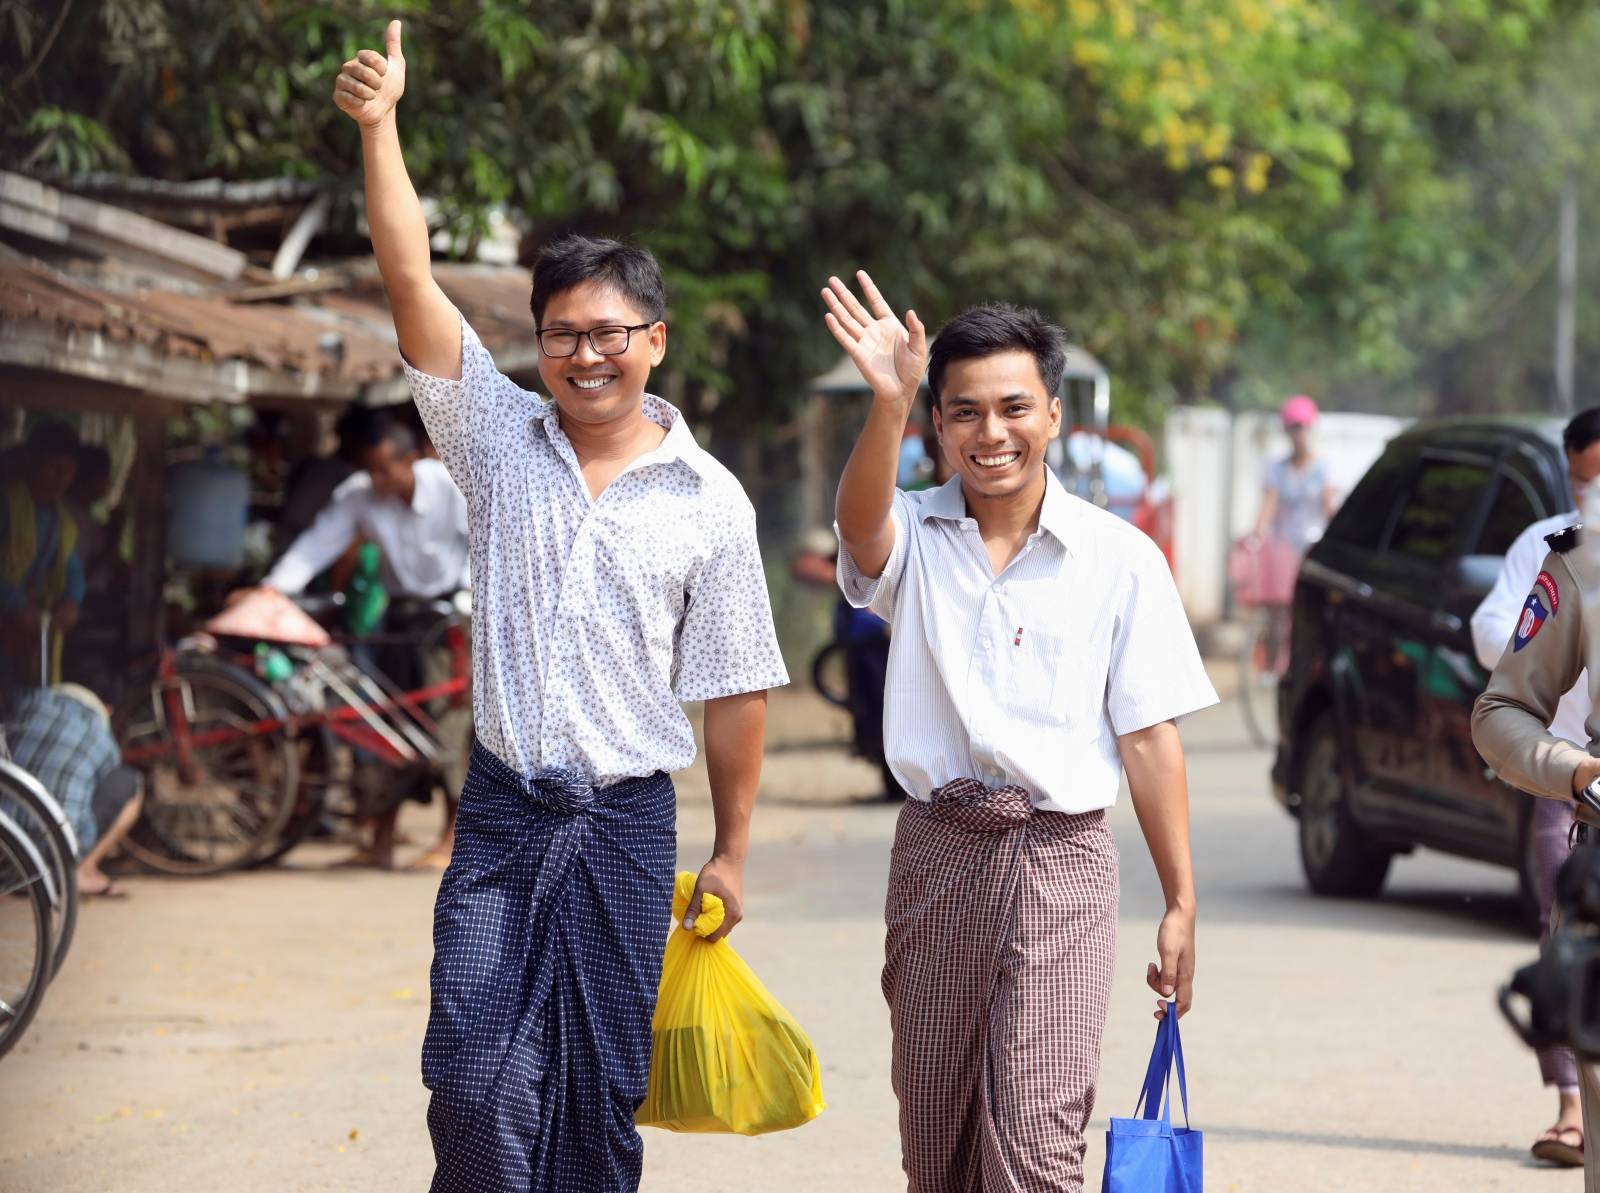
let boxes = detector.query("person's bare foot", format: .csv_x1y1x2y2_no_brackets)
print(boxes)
330,846,397,871
77,864,130,898
406,843,453,871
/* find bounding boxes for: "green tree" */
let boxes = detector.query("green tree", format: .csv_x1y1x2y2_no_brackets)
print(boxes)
4,0,1596,430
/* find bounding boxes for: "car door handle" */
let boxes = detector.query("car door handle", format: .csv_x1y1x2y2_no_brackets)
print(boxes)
1430,611,1463,634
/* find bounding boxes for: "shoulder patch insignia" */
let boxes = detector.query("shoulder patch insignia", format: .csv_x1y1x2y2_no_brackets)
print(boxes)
1535,569,1560,615
1545,524,1582,554
1510,588,1548,649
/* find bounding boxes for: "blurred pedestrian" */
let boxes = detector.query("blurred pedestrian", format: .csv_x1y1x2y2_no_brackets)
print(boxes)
0,421,84,696
1469,405,1600,1168
334,21,787,1191
1251,394,1339,553
828,272,1216,1192
791,528,902,800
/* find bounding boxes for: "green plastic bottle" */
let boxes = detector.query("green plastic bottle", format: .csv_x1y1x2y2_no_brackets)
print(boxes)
344,541,389,639
254,643,294,684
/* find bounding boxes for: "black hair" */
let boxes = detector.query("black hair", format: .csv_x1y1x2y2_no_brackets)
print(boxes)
530,235,666,327
26,419,81,458
1564,407,1600,455
926,303,1068,408
338,407,416,459
69,444,112,500
75,443,112,479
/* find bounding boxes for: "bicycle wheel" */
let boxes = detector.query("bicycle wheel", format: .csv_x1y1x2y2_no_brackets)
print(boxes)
0,810,54,1061
118,657,300,876
1238,608,1283,749
810,641,851,709
0,761,78,982
248,729,338,869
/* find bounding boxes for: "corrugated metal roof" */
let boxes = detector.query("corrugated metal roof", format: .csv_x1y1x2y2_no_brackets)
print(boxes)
0,258,537,397
40,174,325,207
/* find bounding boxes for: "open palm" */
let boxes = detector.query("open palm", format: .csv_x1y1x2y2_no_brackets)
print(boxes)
822,271,927,407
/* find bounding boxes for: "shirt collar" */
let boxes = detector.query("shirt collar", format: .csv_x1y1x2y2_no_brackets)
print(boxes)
916,468,1082,555
534,393,714,482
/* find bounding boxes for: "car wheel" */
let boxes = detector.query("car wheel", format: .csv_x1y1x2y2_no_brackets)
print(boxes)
1298,714,1392,898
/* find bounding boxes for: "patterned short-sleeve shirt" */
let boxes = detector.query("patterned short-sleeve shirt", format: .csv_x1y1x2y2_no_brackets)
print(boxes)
404,316,788,786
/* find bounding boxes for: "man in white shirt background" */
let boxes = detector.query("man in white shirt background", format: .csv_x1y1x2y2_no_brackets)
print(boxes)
1470,405,1600,1168
245,406,472,871
262,409,469,605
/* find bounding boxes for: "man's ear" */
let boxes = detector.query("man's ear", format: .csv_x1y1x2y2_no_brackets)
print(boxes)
649,322,667,368
1048,393,1063,438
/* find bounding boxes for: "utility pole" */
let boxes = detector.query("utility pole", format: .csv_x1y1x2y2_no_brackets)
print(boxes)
1556,166,1579,413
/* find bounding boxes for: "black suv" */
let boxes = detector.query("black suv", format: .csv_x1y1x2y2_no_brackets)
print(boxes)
1271,417,1568,917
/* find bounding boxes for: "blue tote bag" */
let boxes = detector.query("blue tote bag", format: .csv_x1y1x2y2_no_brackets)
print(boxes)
1102,1005,1202,1193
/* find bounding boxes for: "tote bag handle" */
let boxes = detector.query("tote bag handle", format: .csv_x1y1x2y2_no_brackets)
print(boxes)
1131,1003,1190,1130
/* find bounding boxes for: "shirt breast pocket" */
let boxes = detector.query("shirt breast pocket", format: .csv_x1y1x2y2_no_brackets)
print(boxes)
1007,627,1068,726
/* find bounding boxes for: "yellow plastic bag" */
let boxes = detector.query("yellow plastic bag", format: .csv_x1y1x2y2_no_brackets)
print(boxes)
637,872,825,1135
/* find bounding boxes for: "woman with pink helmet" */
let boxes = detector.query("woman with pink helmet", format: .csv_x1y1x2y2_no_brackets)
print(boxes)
1252,395,1340,553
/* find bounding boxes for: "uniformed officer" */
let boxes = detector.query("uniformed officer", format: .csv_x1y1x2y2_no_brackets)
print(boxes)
1473,480,1600,1191
1472,407,1600,1166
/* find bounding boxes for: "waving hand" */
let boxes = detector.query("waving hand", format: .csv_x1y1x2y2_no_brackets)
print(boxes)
821,271,927,409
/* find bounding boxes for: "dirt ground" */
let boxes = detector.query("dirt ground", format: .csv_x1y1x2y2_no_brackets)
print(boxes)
0,683,1582,1191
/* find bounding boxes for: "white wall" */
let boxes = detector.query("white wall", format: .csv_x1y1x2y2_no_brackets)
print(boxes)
1166,408,1410,625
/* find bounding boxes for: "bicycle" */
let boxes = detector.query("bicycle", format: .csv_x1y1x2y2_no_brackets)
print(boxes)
0,624,84,981
0,806,58,1060
1227,536,1300,749
116,595,469,876
0,758,79,982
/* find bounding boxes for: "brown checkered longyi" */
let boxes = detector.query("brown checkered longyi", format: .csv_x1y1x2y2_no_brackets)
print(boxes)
883,778,1120,1193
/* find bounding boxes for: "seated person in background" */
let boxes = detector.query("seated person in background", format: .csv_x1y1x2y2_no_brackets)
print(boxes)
1,421,85,696
4,684,143,898
245,409,471,871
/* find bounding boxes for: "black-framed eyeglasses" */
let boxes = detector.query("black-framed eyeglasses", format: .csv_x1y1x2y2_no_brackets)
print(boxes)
535,323,655,358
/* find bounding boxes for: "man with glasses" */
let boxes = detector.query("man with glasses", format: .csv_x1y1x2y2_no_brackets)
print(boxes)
335,21,787,1193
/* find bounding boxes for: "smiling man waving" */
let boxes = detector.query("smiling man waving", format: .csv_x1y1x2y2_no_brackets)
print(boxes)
335,22,788,1193
825,273,1216,1192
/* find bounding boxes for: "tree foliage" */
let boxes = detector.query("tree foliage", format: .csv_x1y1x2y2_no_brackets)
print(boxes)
3,0,1598,426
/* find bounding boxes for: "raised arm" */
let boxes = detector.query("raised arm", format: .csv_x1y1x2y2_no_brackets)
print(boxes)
825,272,927,579
334,20,461,378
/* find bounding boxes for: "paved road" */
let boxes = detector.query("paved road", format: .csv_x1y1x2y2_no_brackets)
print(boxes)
0,686,1577,1191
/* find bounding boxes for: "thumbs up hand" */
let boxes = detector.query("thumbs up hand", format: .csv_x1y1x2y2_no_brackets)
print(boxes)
334,19,407,128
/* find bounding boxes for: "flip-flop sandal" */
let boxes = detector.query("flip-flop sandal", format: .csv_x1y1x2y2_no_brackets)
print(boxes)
81,880,130,899
1532,1125,1584,1167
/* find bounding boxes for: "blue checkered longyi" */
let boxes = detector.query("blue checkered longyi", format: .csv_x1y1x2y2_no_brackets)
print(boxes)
422,739,676,1193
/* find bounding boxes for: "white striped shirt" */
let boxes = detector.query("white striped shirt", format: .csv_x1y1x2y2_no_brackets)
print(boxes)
838,471,1217,813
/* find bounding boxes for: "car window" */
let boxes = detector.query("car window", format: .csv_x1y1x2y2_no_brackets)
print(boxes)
1474,470,1543,557
1504,440,1568,522
1388,457,1494,563
1323,447,1414,550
